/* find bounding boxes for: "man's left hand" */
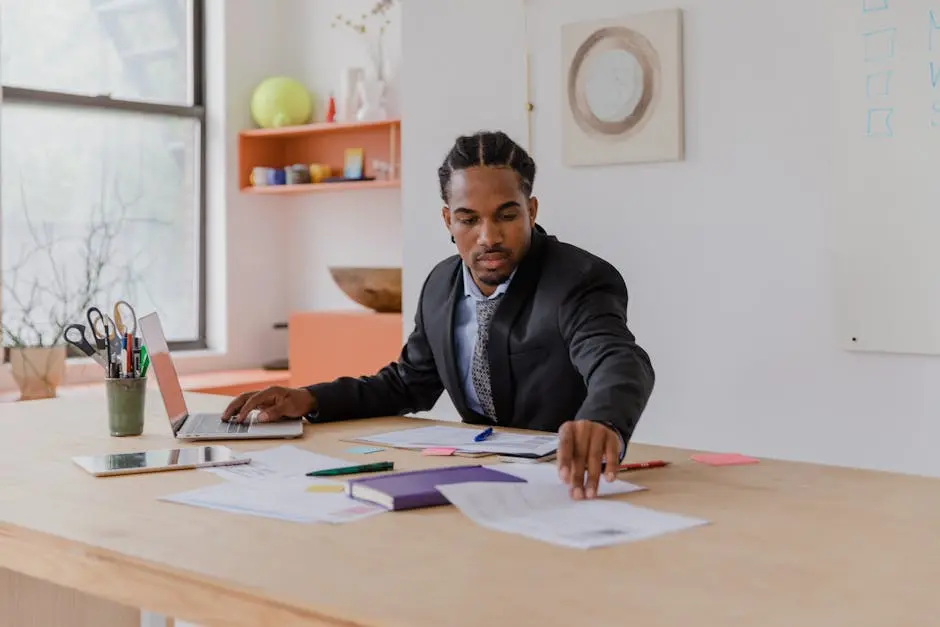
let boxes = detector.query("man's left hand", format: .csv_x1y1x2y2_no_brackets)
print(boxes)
557,420,621,500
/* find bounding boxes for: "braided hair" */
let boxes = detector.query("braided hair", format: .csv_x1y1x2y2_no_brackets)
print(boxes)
438,131,536,203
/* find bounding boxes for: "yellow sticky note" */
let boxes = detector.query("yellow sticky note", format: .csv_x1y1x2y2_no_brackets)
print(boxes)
305,484,345,494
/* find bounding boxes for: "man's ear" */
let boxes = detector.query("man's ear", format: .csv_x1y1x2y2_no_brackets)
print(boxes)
441,206,454,240
527,196,539,226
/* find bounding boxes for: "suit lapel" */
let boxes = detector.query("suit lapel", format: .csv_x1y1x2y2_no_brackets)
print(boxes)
488,230,547,424
438,264,468,413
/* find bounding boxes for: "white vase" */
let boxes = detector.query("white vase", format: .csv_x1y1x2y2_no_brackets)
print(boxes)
338,67,364,122
356,76,387,122
9,345,67,401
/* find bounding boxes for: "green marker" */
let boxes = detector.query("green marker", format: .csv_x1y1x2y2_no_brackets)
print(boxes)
139,346,151,378
306,461,394,477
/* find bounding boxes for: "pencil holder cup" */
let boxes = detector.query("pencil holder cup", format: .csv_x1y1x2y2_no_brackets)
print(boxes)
106,377,147,437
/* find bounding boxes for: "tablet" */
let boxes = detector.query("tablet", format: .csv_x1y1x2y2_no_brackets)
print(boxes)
72,445,250,477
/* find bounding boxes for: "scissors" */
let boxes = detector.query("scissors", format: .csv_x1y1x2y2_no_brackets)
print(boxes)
63,324,109,369
86,306,119,359
112,299,138,337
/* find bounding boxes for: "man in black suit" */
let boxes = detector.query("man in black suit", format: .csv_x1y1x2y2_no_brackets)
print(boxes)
223,130,655,499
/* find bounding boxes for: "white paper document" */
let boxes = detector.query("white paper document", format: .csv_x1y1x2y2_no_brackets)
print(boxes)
202,444,349,482
353,425,558,457
436,482,709,549
160,478,386,524
492,462,647,497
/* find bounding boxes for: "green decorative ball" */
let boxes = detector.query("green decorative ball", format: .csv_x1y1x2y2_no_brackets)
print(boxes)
250,77,313,128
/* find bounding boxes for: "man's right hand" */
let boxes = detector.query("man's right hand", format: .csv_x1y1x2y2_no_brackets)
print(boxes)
221,386,317,424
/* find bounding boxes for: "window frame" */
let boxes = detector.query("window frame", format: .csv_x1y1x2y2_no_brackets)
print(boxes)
1,0,208,353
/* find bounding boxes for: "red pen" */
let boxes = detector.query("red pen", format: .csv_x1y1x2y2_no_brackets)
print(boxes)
618,460,671,472
125,333,133,377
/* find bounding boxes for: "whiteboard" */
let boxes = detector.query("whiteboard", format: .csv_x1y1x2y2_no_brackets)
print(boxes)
831,0,940,354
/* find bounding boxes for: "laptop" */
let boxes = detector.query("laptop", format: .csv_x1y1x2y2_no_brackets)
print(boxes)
139,312,304,441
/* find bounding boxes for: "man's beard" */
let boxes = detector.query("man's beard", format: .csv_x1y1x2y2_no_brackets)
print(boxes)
472,246,514,286
478,271,512,286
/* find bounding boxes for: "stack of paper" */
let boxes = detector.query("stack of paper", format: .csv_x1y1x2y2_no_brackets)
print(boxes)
436,482,709,549
160,445,386,524
160,477,385,524
201,444,351,482
352,425,558,457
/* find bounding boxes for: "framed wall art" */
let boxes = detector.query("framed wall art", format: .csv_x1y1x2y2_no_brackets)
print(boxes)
561,8,685,166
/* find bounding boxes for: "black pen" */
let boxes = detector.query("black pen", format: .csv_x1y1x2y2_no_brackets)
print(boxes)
105,324,113,378
132,337,141,378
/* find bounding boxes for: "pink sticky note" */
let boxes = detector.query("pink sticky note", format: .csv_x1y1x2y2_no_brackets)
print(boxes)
422,447,456,456
691,453,759,466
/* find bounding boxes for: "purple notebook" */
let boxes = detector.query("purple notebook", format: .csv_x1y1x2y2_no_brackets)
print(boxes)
345,465,526,511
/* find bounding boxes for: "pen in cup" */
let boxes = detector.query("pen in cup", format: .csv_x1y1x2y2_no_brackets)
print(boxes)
104,323,112,369
133,337,141,378
139,346,150,378
124,333,132,377
104,323,119,379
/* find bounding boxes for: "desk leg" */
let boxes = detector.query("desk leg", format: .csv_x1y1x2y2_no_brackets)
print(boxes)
141,611,173,627
141,613,201,627
0,567,139,627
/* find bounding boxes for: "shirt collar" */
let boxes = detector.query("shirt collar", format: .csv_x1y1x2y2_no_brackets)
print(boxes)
462,262,515,301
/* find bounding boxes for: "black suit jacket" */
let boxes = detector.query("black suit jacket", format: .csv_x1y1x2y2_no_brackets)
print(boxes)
306,227,655,446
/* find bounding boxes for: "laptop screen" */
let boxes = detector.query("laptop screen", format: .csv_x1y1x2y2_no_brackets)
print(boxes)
138,312,189,433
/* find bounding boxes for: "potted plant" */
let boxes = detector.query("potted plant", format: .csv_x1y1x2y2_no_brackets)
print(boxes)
1,327,67,401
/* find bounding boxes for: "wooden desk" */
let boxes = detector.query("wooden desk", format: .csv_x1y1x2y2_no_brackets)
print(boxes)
1,394,938,627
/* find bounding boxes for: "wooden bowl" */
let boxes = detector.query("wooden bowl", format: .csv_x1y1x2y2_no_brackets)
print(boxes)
328,266,402,313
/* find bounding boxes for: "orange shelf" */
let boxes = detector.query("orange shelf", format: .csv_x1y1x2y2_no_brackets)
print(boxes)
242,179,400,195
238,118,401,194
240,119,399,138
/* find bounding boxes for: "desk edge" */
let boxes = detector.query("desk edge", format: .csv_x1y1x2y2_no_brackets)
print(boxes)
0,522,379,627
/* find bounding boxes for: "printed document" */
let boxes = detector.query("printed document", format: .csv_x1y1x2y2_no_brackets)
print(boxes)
353,425,558,457
202,444,349,482
436,482,709,549
491,462,647,497
160,477,385,524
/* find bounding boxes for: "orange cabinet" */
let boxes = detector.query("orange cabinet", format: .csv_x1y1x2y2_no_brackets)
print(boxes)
179,369,290,397
288,311,403,388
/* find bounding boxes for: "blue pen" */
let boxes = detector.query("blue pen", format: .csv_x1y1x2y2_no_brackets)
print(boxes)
474,427,493,442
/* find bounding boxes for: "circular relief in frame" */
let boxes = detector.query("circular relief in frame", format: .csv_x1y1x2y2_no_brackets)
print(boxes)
567,26,661,137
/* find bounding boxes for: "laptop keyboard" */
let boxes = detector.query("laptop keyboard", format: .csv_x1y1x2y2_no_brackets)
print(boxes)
187,413,250,435
223,419,250,434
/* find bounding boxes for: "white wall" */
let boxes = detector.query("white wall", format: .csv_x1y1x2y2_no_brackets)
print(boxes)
402,0,940,478
284,0,403,313
400,0,530,422
209,0,298,366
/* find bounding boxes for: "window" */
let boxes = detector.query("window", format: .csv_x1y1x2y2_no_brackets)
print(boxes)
1,0,206,351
